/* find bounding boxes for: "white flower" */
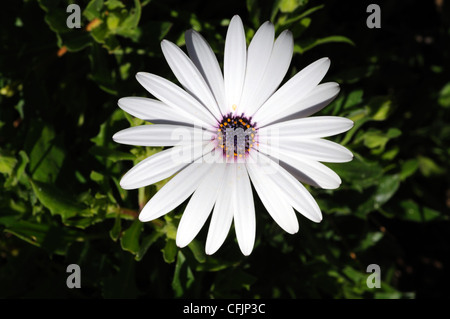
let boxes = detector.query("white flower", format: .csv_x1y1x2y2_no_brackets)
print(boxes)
113,15,354,256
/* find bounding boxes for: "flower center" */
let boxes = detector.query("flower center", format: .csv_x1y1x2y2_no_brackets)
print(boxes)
215,112,257,158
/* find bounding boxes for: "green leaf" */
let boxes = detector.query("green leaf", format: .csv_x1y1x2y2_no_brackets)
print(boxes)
139,20,172,49
371,99,392,121
400,200,420,221
327,158,384,191
120,219,143,254
84,0,104,20
116,0,142,40
163,216,178,240
340,107,371,145
30,180,83,222
422,207,443,222
109,212,122,242
386,128,402,138
90,21,110,44
246,0,261,27
374,174,400,208
37,0,92,52
90,110,124,147
172,251,195,298
400,159,419,180
136,231,164,261
438,82,450,108
417,155,445,177
399,200,445,222
381,147,399,160
356,174,400,217
162,238,178,263
343,90,364,109
4,220,80,255
0,152,16,175
290,18,311,38
38,0,71,33
188,239,206,263
28,125,65,183
90,170,104,183
278,0,308,13
362,130,388,149
279,4,324,25
60,32,92,52
105,0,125,10
89,146,135,162
295,35,355,54
355,232,384,252
106,13,121,32
360,128,401,152
88,42,118,92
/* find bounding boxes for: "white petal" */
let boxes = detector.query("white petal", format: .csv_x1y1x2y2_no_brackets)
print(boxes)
113,124,213,147
253,57,331,125
258,116,354,138
233,163,255,256
261,82,340,126
138,162,213,222
257,146,342,189
205,164,234,255
120,141,211,190
136,72,217,129
224,15,247,113
246,154,299,233
118,97,194,125
161,40,221,119
251,151,322,223
258,137,353,163
176,163,226,248
245,30,294,117
185,29,227,115
239,21,274,115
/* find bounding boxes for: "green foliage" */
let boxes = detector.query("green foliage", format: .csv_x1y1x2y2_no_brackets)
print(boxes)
1,0,449,299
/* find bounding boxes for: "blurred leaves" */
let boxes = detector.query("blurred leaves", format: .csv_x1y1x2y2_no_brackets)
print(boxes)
294,35,355,54
120,219,142,254
438,82,450,108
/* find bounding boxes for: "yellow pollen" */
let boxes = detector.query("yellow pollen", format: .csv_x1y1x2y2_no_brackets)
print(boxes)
232,104,237,111
227,118,231,122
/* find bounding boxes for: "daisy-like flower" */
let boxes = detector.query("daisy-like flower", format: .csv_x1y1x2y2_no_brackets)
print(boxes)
113,15,354,256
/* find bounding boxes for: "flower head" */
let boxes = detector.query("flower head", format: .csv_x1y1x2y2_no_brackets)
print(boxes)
113,15,354,256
